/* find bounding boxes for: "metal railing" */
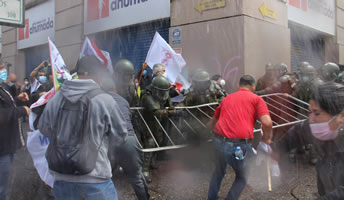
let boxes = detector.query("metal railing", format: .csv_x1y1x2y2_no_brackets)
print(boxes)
130,93,309,152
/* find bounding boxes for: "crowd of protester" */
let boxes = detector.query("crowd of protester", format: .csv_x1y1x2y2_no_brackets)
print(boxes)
1,57,344,200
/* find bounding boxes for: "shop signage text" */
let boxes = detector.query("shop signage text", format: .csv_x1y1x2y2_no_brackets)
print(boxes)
111,0,148,11
17,0,55,49
288,0,335,35
84,0,170,35
19,18,54,40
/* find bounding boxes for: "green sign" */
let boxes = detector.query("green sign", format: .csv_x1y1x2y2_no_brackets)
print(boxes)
0,0,24,27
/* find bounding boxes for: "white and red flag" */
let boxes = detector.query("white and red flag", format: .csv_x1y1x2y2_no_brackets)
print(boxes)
80,37,114,74
145,32,187,86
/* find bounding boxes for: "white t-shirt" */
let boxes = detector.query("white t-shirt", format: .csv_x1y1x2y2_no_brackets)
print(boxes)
30,79,42,94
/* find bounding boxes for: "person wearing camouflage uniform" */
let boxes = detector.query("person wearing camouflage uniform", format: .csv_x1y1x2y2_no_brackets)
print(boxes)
140,76,177,183
319,62,340,83
183,70,225,106
254,63,298,144
256,63,277,91
336,64,344,84
255,63,297,95
289,62,320,165
292,62,319,103
113,59,138,107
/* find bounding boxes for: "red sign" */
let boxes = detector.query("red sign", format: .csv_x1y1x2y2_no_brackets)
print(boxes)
87,0,110,22
18,19,29,40
289,0,307,12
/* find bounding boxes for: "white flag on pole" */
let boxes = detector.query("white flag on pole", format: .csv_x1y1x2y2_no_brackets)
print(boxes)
145,32,186,83
48,38,72,91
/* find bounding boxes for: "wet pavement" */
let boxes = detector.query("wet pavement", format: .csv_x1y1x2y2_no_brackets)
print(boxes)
7,123,319,200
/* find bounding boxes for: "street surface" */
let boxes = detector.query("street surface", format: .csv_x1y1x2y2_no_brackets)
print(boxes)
7,123,319,200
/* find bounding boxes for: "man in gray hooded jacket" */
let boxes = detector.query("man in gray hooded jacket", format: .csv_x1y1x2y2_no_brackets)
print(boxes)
38,55,128,200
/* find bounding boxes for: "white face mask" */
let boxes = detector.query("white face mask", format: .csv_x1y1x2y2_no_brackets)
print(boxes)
219,79,226,87
310,117,341,141
162,72,167,78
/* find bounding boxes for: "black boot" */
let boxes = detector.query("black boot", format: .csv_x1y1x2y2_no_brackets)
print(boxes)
289,148,297,163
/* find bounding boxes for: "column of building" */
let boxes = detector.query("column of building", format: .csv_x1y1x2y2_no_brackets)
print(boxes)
55,0,84,70
169,0,290,92
337,0,344,64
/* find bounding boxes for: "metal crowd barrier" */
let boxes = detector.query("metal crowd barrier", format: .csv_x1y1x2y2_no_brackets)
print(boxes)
131,93,309,153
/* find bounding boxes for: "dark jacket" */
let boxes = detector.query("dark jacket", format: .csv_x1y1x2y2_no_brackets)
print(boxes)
110,92,135,136
275,120,344,199
0,84,27,156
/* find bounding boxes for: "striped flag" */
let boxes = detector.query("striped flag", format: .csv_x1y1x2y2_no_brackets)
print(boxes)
80,37,114,74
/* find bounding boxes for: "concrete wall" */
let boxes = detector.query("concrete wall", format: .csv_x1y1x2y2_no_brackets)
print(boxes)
170,17,245,92
242,0,288,27
171,0,243,26
170,0,290,91
338,0,344,64
171,0,287,27
25,0,47,9
244,16,290,79
1,25,26,81
55,0,84,70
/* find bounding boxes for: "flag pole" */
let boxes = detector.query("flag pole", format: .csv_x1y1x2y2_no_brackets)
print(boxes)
138,62,148,85
267,158,272,192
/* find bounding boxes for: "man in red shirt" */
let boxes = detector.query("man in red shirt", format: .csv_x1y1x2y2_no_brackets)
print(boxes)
207,75,273,200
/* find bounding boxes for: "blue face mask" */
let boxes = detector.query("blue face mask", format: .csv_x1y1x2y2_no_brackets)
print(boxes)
7,82,14,87
39,76,47,83
302,76,309,82
0,70,8,83
143,70,147,76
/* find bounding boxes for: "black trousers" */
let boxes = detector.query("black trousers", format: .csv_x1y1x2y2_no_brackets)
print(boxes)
114,135,149,200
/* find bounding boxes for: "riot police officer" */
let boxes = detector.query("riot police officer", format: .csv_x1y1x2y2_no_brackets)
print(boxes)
211,74,228,97
295,61,311,79
114,59,138,106
275,62,288,77
140,76,176,183
183,70,224,106
293,63,318,103
289,62,320,165
319,62,340,82
256,63,276,91
255,63,296,95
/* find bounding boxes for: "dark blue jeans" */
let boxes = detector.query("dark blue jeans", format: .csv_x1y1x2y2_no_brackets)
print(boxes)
0,154,13,200
53,179,117,200
208,137,254,200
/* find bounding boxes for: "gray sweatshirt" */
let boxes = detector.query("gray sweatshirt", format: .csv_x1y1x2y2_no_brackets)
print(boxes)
38,79,128,183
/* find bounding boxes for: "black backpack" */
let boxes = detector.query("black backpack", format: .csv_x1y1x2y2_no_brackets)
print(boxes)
46,88,105,175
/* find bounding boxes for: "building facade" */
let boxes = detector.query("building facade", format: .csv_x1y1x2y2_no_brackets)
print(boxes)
1,0,343,88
